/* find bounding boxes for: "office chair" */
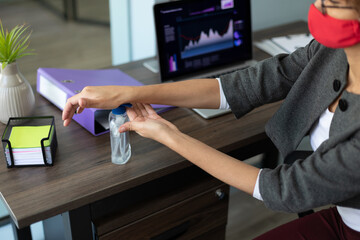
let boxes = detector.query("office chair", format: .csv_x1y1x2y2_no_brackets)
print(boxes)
284,150,315,218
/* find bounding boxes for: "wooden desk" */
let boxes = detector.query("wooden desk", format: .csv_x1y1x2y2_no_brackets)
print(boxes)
0,21,308,239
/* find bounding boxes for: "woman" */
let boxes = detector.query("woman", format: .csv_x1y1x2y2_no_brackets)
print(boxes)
62,0,360,239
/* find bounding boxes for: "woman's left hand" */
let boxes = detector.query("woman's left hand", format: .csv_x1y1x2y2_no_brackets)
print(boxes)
121,103,260,195
119,103,179,142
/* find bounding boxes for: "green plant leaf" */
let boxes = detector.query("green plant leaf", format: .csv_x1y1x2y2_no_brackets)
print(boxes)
9,27,23,51
0,21,7,59
8,25,20,44
0,33,5,45
15,53,34,60
9,45,27,62
0,21,35,65
9,26,29,53
1,62,8,70
0,21,5,41
4,30,10,58
8,26,23,56
0,44,5,53
12,31,31,54
9,42,35,63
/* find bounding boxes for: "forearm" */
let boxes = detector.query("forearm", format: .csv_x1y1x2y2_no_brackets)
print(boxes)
159,129,260,195
127,78,220,109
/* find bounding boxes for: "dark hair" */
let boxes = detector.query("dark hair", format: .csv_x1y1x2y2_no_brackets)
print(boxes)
348,0,360,12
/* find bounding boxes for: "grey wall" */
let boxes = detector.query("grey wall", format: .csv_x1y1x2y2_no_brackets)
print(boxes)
251,0,313,31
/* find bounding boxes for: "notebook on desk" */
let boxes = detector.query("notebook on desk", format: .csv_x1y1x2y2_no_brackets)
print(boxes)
154,0,256,119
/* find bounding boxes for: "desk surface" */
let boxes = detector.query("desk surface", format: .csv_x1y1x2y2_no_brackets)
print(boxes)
0,21,308,229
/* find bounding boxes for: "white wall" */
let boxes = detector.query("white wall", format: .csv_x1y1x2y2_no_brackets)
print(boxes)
109,0,158,65
109,0,314,65
109,0,131,65
130,0,158,60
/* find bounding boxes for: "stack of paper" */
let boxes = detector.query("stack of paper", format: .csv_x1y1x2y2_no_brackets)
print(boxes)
5,125,53,166
254,33,313,56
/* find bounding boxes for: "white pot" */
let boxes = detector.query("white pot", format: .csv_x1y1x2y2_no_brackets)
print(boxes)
0,62,35,124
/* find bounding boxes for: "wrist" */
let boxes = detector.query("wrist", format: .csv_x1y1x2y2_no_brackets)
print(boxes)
116,86,137,105
157,127,184,148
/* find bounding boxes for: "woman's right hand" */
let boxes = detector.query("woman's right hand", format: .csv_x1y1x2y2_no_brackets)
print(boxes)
119,103,179,143
62,85,132,127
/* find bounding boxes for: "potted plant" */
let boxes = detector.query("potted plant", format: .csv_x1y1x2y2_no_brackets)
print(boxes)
0,21,36,124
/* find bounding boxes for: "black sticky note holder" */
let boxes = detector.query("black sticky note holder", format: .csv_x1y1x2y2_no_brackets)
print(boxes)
1,116,57,168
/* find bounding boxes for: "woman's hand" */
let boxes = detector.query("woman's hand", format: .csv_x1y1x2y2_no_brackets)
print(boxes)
119,103,178,142
121,105,259,196
62,86,132,127
62,78,221,127
121,103,259,195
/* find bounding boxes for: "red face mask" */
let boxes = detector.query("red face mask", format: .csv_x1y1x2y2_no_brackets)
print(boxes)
308,4,360,48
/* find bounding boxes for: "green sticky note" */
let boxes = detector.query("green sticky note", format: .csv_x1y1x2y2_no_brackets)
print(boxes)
8,125,52,148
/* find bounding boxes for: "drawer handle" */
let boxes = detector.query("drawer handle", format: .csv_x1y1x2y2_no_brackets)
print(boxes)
150,221,190,240
215,189,226,200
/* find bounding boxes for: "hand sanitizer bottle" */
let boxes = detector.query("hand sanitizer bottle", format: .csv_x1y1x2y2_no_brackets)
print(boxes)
109,104,132,164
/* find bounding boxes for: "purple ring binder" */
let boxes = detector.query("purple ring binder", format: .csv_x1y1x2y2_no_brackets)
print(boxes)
37,68,172,136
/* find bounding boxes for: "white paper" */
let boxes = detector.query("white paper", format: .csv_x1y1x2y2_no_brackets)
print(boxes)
6,146,52,165
254,39,288,56
255,33,313,56
271,34,313,53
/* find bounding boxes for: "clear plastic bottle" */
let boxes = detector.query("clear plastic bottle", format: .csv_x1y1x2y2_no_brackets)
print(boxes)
109,104,132,164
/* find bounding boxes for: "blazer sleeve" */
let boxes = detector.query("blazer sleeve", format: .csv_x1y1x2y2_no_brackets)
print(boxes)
220,39,319,119
259,130,360,212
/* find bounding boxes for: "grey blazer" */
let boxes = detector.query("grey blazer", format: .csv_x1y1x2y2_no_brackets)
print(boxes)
221,40,360,213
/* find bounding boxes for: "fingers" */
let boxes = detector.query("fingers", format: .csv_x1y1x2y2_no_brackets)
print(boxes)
62,100,77,119
62,97,88,126
62,95,96,126
76,106,85,114
78,97,99,109
78,98,88,112
136,103,149,118
125,106,138,121
119,122,131,133
62,101,78,126
119,121,141,134
132,103,143,118
128,103,150,119
63,118,72,127
134,103,158,118
143,104,158,116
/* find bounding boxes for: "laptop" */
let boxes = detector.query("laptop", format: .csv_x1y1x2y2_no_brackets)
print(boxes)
153,0,256,119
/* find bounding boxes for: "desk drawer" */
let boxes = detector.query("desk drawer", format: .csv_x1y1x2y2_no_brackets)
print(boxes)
98,184,229,240
91,166,227,235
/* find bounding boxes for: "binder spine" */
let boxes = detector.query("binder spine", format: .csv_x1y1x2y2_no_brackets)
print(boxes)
36,69,100,136
37,70,69,110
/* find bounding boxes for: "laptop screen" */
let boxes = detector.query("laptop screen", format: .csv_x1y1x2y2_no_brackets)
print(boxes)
154,0,252,82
